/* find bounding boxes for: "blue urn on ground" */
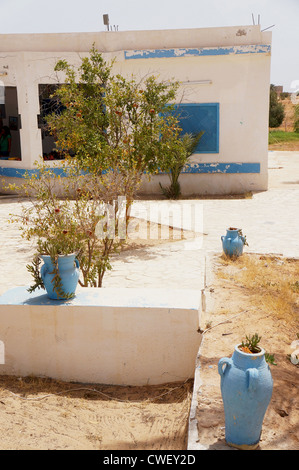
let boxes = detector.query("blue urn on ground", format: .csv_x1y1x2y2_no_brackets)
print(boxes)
218,344,273,450
40,253,80,300
221,227,246,257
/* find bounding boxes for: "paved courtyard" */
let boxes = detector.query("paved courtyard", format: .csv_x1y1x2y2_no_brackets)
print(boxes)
105,150,299,289
0,150,298,296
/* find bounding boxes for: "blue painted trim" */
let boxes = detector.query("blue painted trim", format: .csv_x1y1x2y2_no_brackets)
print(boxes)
181,162,260,174
176,103,217,107
125,44,271,60
0,167,73,178
0,162,260,178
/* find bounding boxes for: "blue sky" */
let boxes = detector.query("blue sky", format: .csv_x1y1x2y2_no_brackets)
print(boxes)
0,0,298,91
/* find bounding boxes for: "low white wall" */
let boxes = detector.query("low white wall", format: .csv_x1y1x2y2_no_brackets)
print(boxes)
0,171,266,197
0,286,201,385
140,171,267,196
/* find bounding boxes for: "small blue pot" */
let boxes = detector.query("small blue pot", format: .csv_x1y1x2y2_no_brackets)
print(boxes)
218,345,273,450
40,253,80,300
221,228,245,257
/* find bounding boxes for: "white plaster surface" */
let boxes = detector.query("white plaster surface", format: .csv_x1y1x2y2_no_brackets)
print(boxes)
0,286,201,386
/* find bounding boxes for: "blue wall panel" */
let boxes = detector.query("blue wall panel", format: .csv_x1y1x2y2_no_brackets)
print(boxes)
174,103,219,153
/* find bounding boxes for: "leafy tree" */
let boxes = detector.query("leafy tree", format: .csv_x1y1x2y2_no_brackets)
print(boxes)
42,45,186,285
47,45,185,189
269,84,285,128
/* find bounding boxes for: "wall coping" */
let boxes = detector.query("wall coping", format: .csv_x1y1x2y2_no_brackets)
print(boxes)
0,286,201,310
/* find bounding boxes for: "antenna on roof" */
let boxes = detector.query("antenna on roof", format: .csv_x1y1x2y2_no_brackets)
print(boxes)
103,14,109,31
261,24,275,32
252,13,275,32
103,14,119,31
252,13,261,25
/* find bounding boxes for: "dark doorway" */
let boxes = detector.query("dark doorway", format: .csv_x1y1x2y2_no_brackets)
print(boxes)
38,84,65,160
0,86,22,160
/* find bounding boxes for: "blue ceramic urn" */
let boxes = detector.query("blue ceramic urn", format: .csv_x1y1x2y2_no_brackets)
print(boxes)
40,254,80,300
221,227,246,257
218,345,273,450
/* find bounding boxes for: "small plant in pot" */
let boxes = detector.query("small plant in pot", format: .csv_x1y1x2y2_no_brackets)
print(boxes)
9,165,86,300
239,333,276,364
23,203,84,300
26,227,82,301
9,160,134,297
218,333,274,450
239,332,262,354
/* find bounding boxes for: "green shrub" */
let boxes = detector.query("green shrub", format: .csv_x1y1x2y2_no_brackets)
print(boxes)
269,85,285,128
294,105,299,133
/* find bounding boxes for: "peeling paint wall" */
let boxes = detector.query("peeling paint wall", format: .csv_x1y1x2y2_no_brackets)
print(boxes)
124,44,271,60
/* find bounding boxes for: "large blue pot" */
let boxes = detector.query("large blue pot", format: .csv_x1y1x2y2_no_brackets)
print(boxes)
218,345,273,450
221,228,245,257
40,254,80,300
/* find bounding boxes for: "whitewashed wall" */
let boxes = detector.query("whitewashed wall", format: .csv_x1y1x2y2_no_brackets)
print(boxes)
0,25,272,195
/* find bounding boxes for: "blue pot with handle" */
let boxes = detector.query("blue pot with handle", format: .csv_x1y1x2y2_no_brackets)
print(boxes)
40,253,80,300
221,227,246,257
218,345,273,450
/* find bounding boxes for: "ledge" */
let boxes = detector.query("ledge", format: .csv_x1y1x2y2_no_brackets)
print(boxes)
0,286,201,386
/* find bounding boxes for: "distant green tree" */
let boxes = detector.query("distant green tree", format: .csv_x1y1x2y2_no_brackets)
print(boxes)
294,104,299,133
269,84,285,128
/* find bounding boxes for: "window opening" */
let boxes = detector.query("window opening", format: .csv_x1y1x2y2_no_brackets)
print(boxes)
0,86,22,161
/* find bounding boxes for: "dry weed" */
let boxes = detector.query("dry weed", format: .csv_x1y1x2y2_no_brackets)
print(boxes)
217,253,299,323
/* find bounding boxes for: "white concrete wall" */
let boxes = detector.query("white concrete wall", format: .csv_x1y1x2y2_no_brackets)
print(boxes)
0,25,272,195
0,287,201,385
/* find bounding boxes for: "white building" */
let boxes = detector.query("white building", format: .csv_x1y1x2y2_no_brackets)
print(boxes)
0,25,272,195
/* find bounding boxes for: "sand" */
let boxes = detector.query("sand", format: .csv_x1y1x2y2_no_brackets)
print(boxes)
195,253,299,451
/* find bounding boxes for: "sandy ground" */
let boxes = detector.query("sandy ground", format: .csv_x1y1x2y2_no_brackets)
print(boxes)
195,253,299,451
0,375,193,450
269,141,299,151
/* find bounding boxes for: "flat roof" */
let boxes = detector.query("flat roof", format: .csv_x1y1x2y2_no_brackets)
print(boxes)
0,25,271,53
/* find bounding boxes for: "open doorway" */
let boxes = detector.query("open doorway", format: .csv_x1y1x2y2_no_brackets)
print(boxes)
0,86,22,160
